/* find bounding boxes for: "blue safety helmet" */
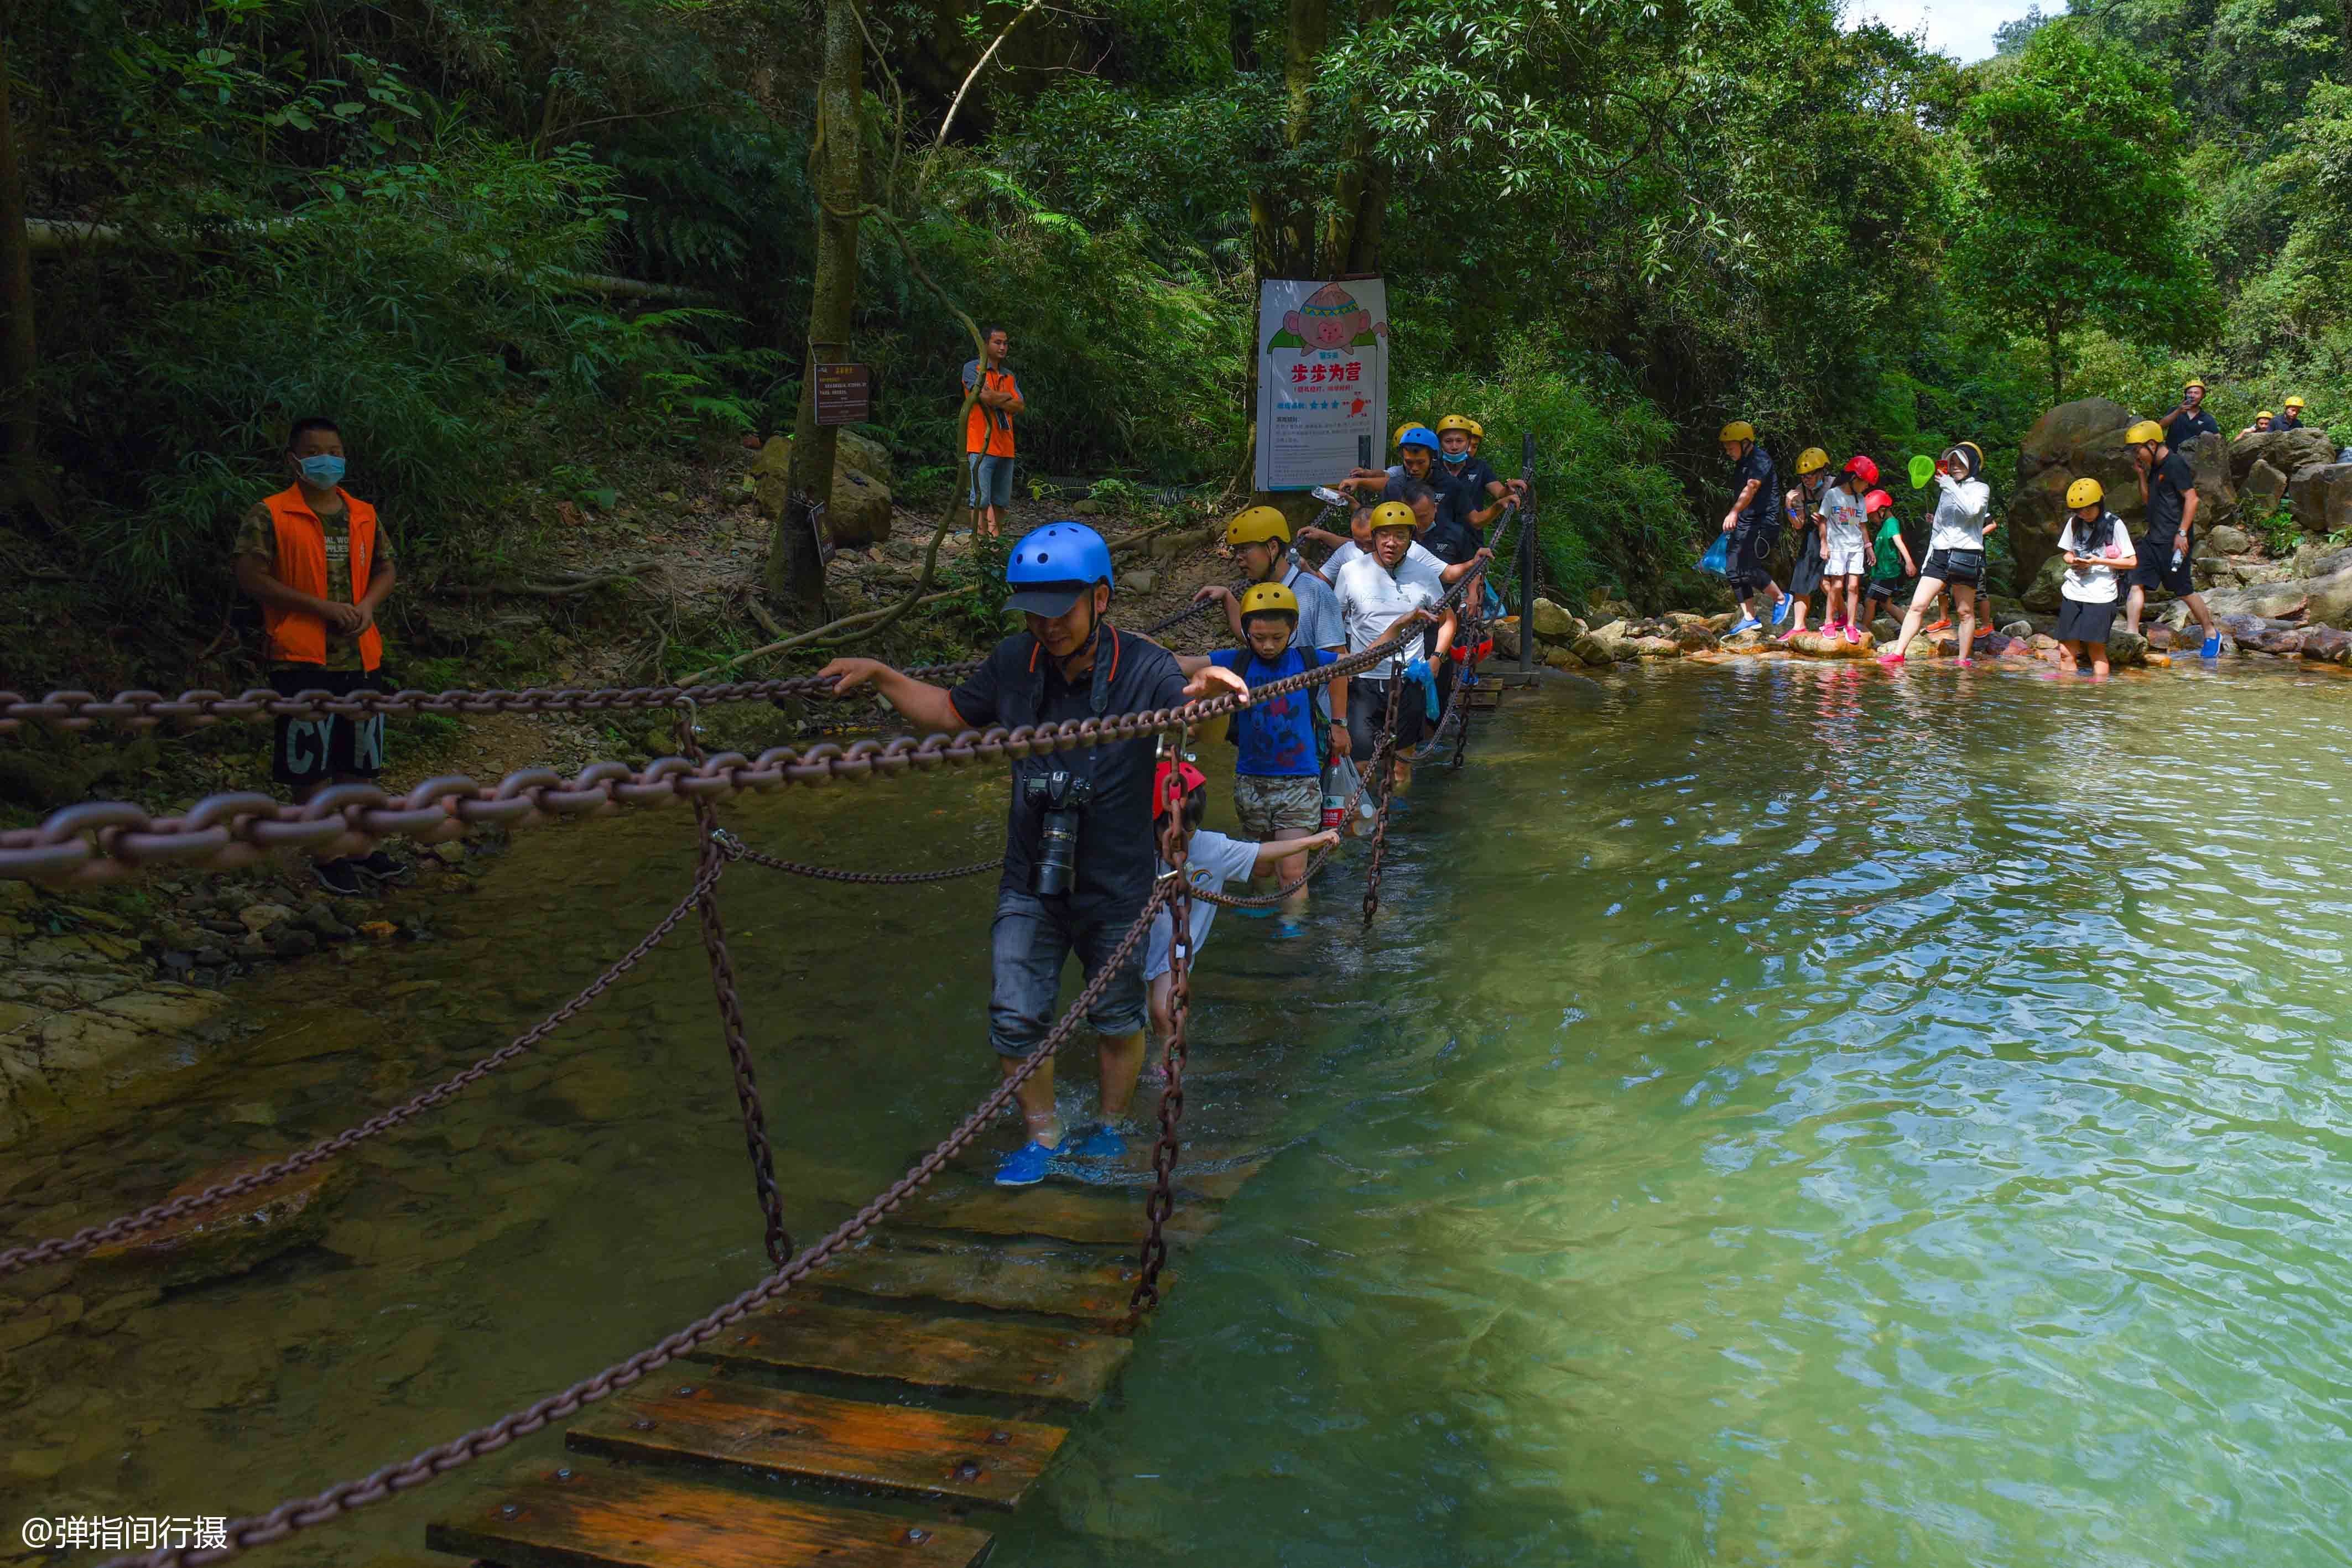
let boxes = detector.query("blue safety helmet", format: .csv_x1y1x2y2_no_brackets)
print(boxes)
1006,521,1114,617
1399,426,1439,453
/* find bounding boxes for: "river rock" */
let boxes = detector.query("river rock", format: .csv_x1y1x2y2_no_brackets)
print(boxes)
1788,629,1875,657
835,429,893,487
2001,619,2033,638
2229,426,2337,487
1665,611,1710,628
86,1155,353,1287
2109,630,2149,666
238,902,294,934
2200,523,2254,557
2203,580,2318,622
2245,623,2309,655
2244,458,2291,509
2010,398,2145,584
1530,597,1583,643
2301,626,2352,661
2289,463,2352,539
1630,634,1683,659
1540,644,1586,672
1719,626,1767,652
1671,622,1719,652
1489,617,1521,658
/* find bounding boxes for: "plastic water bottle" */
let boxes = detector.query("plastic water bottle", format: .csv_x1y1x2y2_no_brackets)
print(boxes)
1321,757,1347,831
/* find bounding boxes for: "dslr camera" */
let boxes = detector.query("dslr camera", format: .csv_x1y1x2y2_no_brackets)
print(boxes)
1023,769,1092,895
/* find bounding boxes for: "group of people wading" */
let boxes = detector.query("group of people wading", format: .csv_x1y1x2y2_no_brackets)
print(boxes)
1714,388,2241,678
819,412,1516,1189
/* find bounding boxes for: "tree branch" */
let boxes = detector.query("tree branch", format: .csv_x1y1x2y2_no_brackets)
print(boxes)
914,0,1049,198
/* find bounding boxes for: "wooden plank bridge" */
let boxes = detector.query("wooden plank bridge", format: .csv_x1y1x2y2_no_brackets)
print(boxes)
423,1145,1263,1568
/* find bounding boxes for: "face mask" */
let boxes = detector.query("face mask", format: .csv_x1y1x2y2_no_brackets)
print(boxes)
298,454,347,488
1442,448,1468,464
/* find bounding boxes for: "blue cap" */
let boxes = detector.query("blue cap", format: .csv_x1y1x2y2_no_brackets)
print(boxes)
1399,426,1439,452
1006,522,1113,616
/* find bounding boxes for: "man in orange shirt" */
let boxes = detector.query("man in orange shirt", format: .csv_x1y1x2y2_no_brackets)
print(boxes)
962,326,1023,539
233,416,405,896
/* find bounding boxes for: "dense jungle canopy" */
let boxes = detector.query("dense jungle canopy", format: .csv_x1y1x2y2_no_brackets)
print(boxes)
3,0,2349,612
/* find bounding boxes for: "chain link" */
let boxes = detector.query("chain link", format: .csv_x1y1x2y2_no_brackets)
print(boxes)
1362,672,1406,925
0,665,987,736
2,626,1410,884
1128,738,1193,1318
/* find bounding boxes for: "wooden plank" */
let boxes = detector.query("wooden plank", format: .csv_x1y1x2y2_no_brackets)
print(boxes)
568,1378,1064,1510
902,1181,1221,1246
693,1299,1133,1404
821,1238,1167,1324
425,1460,990,1568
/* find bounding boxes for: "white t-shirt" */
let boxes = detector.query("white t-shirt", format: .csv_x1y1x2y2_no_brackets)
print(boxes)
1144,828,1260,982
1334,549,1446,678
2058,513,2133,603
1822,483,1868,550
1324,538,1444,580
1928,473,1993,553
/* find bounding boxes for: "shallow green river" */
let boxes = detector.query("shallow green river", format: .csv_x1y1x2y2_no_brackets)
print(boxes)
8,658,2352,1567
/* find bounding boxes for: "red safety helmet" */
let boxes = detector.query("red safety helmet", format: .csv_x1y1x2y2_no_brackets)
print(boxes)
1153,758,1209,818
1843,455,1881,486
1862,488,1895,515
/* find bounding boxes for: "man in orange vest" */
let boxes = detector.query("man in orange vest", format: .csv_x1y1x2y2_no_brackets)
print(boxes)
961,326,1023,540
233,416,405,897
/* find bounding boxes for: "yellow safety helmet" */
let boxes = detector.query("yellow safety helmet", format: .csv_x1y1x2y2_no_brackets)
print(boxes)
2257,409,2275,421
2065,477,2104,509
1237,581,1300,624
1794,447,1830,476
1463,418,1485,439
1225,504,1292,550
2125,419,2166,445
1720,420,1756,445
2183,378,2207,392
2286,395,2306,410
1368,501,1418,533
1393,422,1420,449
1434,414,1476,435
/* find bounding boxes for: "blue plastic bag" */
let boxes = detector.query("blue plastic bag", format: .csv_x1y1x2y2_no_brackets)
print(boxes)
1698,534,1731,578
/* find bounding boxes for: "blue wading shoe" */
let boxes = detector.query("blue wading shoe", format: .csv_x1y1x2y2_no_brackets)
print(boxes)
1728,616,1763,637
994,1139,1059,1187
1771,593,1794,627
2202,634,2222,658
1061,1123,1127,1160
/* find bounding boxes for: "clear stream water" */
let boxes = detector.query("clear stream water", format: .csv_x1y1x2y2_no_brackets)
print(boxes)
6,658,2352,1568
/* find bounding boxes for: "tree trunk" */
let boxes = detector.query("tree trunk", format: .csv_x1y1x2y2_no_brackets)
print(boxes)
0,20,39,508
1322,0,1393,273
766,0,864,619
2046,322,2063,407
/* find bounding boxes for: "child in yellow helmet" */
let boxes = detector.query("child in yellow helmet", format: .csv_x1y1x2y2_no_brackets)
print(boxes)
2054,476,2136,676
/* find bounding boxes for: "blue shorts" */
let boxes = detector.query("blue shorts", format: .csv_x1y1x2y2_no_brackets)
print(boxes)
987,887,1149,1058
967,452,1014,511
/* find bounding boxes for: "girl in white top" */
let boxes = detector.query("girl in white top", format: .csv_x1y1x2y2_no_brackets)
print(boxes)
1819,456,1877,644
2053,476,2137,678
1880,442,1998,668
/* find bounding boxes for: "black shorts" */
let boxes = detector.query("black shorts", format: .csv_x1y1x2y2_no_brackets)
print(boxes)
269,666,389,787
1730,523,1781,593
2054,598,2119,645
1864,579,1900,603
1921,548,1984,586
1347,675,1427,764
2127,536,2194,596
1786,534,1825,598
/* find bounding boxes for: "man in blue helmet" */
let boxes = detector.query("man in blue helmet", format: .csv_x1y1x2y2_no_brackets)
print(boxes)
819,522,1248,1187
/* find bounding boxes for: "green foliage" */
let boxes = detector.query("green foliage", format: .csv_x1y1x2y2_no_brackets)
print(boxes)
1948,21,2219,403
1400,339,1686,611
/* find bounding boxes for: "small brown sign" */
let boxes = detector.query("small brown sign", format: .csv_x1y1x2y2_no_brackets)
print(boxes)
814,363,870,426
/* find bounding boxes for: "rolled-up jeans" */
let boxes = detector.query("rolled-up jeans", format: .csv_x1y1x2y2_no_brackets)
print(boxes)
987,886,1149,1059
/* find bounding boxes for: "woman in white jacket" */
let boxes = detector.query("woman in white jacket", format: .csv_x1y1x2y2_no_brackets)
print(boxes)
1879,442,1997,668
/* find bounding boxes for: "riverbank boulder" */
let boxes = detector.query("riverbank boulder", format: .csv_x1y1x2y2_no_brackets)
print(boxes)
749,435,894,549
2288,463,2352,539
1530,597,1583,644
2228,427,2336,488
2010,398,2237,585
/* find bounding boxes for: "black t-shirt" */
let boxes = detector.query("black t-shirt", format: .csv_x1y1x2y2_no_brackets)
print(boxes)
2141,450,2198,543
2276,413,2303,430
949,626,1189,911
1433,455,1502,533
2165,408,2219,450
1734,449,1780,534
1419,512,1482,567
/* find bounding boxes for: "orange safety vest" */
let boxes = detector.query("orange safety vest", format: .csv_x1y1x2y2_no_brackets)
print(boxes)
964,364,1019,459
259,486,383,671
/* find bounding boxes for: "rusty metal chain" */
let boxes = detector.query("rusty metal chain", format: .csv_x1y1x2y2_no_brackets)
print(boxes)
717,832,1003,884
3,624,1407,884
0,664,987,737
0,867,720,1280
1362,671,1406,925
98,876,1178,1568
1139,593,1229,637
1128,748,1193,1319
676,704,793,1268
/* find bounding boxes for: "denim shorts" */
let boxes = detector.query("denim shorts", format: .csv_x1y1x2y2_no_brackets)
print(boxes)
967,452,1014,510
987,887,1149,1058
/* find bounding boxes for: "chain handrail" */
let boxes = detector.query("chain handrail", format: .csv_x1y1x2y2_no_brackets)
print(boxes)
0,664,987,737
93,874,1178,1568
0,622,1413,885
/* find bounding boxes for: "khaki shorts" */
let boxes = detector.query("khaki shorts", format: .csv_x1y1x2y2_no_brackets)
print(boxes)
1232,773,1321,838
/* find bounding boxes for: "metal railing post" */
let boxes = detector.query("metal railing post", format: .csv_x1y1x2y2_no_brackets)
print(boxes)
1518,432,1538,676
